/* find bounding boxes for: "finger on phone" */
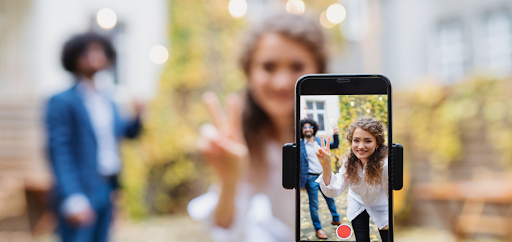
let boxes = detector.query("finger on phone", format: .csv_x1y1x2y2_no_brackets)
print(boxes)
203,92,225,131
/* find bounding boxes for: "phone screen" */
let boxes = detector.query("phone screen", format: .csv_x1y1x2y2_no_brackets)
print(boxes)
298,94,389,242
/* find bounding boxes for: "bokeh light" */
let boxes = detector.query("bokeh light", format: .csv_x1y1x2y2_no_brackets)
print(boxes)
229,0,247,18
96,8,117,29
149,45,169,65
326,3,346,24
319,11,336,28
286,0,305,15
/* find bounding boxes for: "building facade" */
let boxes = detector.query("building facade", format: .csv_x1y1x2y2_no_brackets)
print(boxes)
0,0,167,234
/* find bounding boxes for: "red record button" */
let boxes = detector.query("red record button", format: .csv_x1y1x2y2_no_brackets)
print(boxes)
336,224,353,240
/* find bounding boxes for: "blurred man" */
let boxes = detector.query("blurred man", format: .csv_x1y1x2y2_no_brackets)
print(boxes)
299,118,340,239
45,33,142,242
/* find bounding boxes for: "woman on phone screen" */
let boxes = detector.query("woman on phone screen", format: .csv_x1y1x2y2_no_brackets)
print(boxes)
316,117,389,242
187,12,328,242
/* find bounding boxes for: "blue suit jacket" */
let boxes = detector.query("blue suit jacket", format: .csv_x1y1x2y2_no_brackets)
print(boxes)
45,85,141,212
299,134,339,188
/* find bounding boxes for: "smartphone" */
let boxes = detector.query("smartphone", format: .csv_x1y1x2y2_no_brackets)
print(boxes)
295,74,392,242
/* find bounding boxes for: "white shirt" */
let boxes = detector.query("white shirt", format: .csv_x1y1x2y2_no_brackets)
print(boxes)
315,158,389,229
303,138,323,174
188,140,295,242
77,81,121,176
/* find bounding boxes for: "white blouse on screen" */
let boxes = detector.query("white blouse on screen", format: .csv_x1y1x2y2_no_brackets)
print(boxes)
316,158,389,229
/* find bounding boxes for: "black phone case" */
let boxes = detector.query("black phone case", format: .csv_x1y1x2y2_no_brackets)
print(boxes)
292,74,398,242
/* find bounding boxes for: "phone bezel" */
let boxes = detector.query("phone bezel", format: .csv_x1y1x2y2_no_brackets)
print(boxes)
295,74,393,242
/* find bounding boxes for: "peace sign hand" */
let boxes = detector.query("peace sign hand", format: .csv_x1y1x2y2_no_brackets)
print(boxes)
198,92,249,184
315,136,332,171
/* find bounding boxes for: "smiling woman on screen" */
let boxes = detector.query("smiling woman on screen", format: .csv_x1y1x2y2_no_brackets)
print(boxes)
316,117,389,242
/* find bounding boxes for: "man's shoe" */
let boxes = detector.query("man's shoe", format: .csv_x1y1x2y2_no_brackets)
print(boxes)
315,229,328,239
331,220,342,226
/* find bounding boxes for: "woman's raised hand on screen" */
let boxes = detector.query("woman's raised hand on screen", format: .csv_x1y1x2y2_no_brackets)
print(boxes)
315,136,331,169
316,136,333,185
198,92,248,185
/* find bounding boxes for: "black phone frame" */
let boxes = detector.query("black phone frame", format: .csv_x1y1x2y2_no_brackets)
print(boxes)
295,74,393,242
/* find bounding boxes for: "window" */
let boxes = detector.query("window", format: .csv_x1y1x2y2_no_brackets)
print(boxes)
305,101,326,131
484,11,512,75
437,21,466,81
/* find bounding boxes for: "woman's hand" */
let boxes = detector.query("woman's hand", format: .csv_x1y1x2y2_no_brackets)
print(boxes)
197,92,248,229
198,92,249,184
315,136,333,185
315,136,331,169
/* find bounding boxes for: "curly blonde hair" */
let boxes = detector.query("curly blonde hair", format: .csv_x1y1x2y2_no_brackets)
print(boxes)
344,117,388,186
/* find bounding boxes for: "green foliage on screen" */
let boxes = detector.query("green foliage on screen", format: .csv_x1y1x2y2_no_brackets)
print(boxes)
331,95,388,173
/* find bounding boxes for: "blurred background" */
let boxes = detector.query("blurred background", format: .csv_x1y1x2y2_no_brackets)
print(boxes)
1,0,512,241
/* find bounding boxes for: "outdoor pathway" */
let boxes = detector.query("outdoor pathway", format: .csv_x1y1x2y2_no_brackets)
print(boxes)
0,207,507,242
0,214,213,242
300,188,382,241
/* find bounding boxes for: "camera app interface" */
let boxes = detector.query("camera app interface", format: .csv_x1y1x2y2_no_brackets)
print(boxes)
299,94,389,242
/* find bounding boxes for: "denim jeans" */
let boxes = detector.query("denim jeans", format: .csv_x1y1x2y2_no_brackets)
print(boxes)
305,174,340,231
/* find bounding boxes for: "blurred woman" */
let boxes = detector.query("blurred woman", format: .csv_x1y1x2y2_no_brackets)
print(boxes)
188,12,328,242
316,117,389,242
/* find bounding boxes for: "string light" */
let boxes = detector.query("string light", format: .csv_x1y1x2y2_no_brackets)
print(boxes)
286,0,305,15
319,11,336,28
97,8,117,29
326,3,346,24
149,45,169,65
229,0,247,18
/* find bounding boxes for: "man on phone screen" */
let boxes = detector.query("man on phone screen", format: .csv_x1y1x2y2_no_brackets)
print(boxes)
299,118,341,239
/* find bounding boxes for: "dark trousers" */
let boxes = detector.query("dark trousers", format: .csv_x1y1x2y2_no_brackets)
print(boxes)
305,174,340,231
352,210,388,242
